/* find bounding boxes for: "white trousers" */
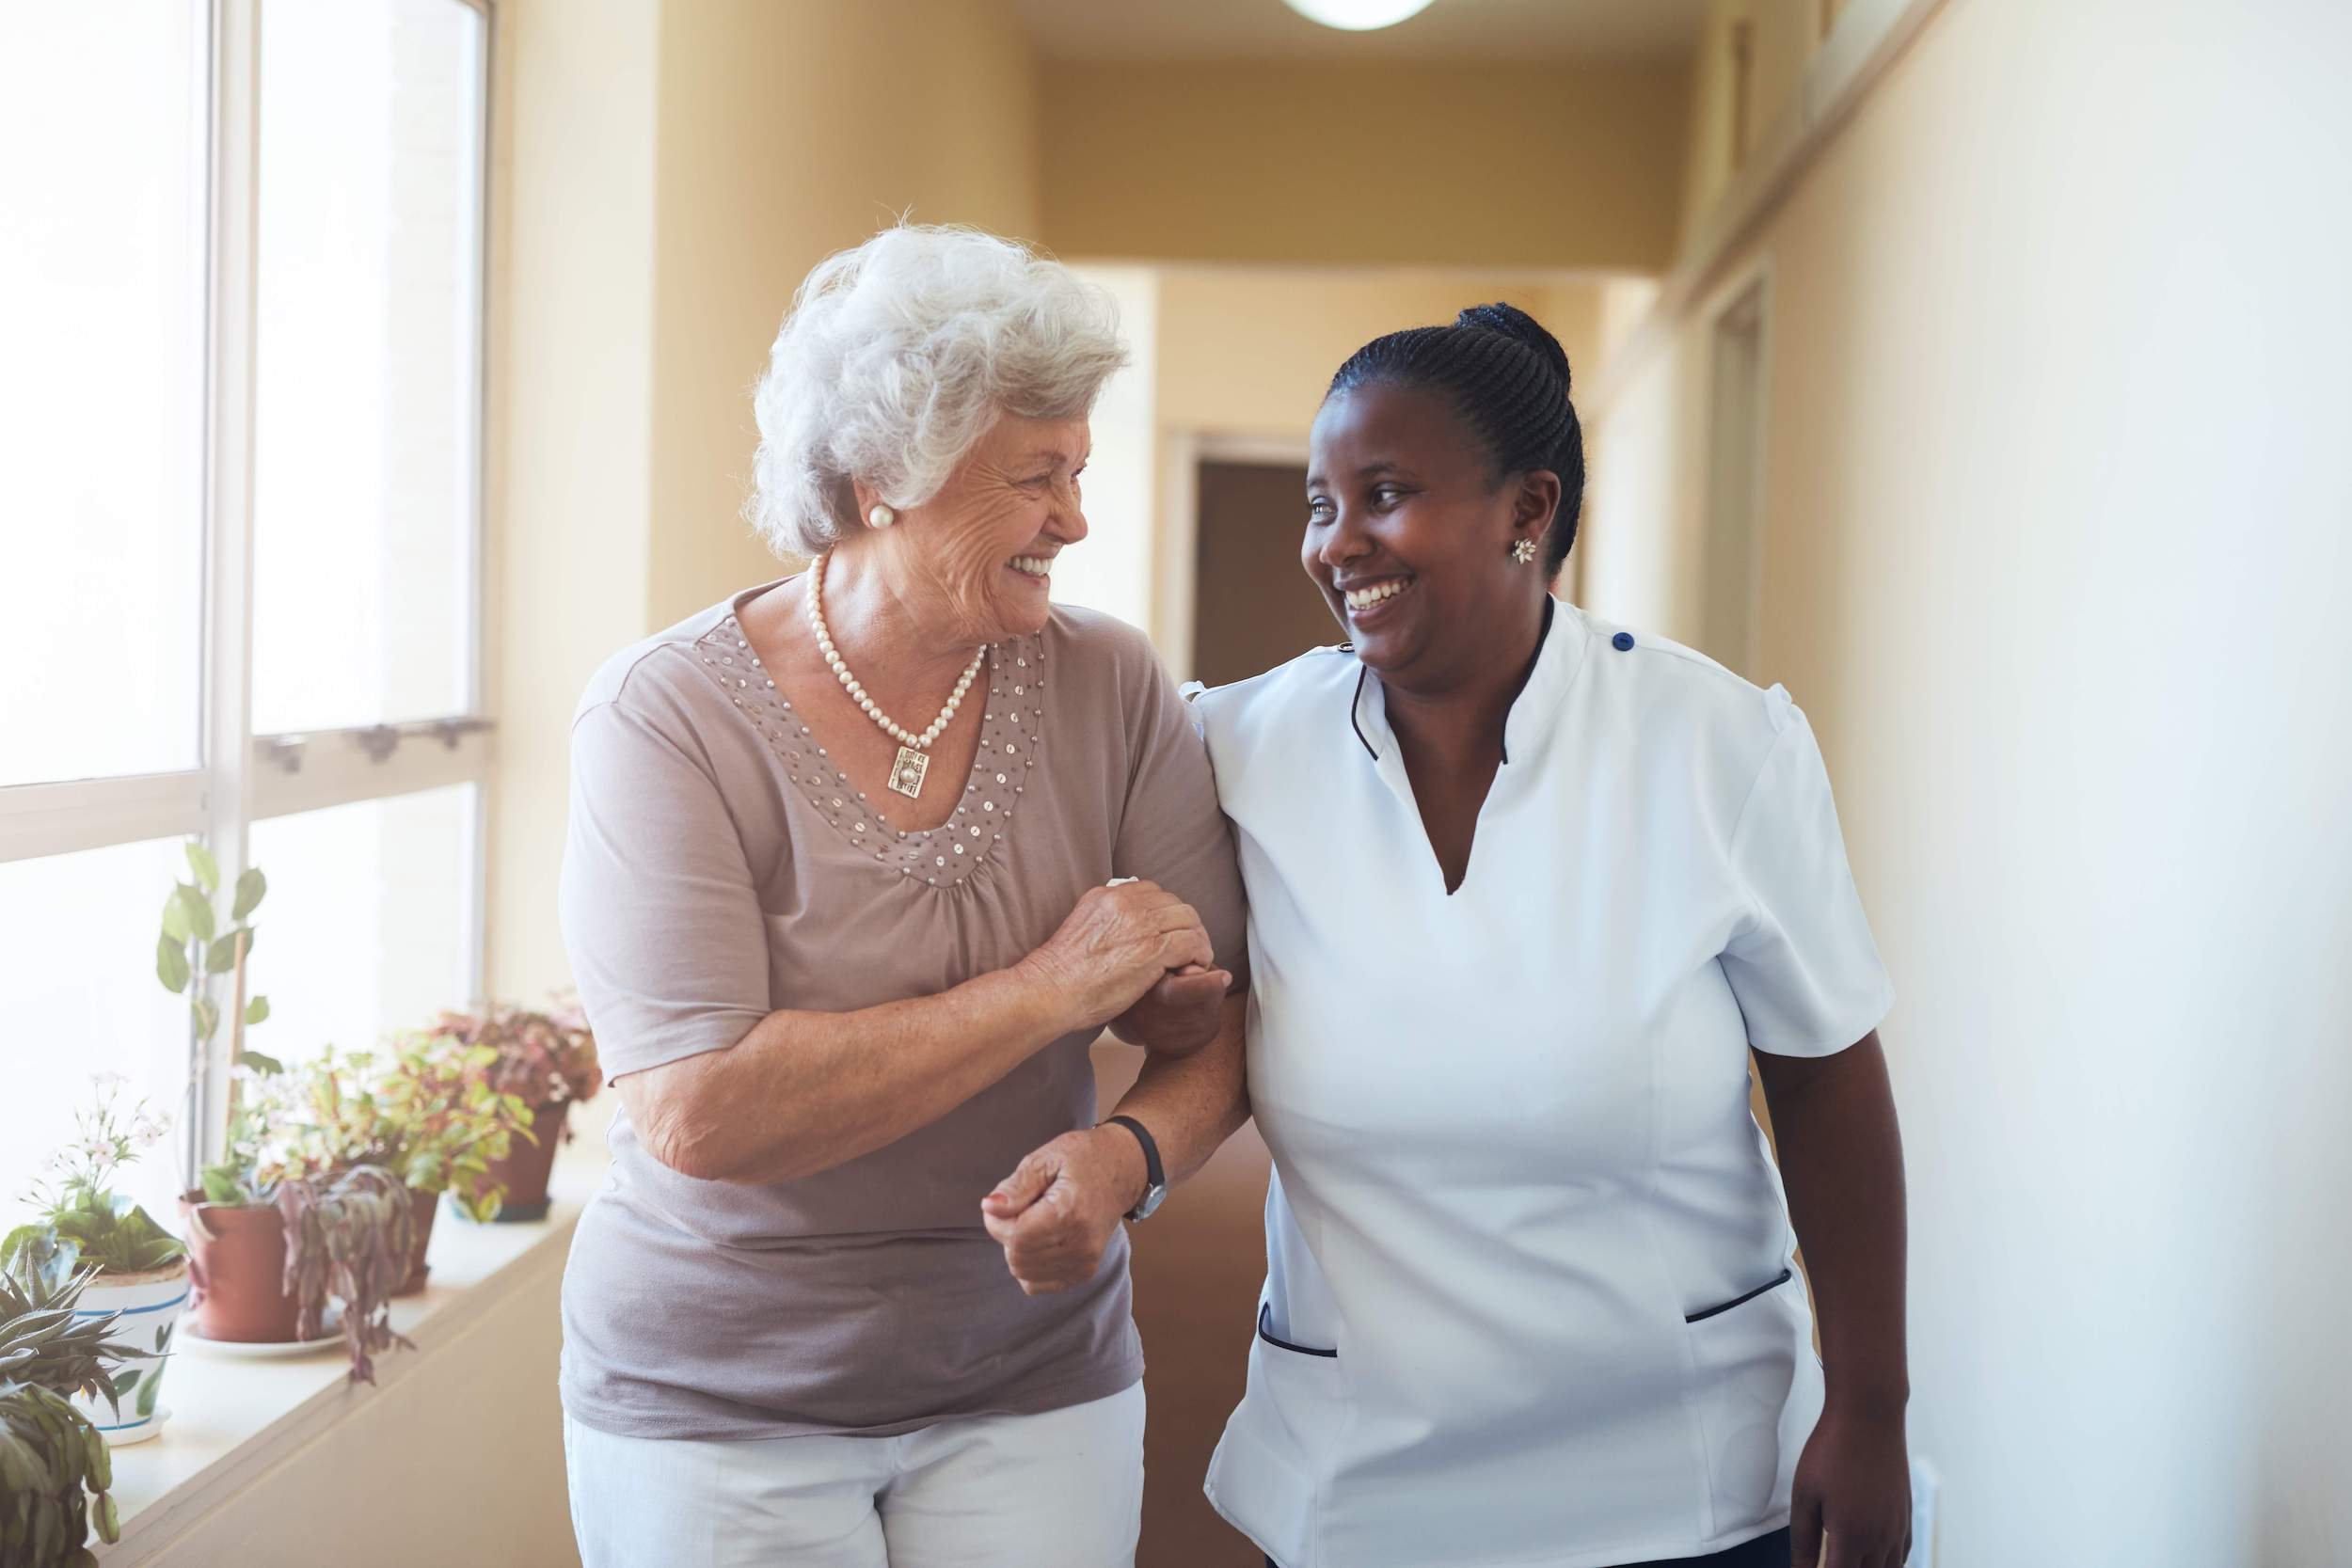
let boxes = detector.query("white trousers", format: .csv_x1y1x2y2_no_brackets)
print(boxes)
564,1383,1146,1568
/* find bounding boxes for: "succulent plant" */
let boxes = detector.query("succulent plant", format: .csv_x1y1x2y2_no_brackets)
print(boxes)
0,1246,148,1415
0,1379,117,1566
0,1250,142,1566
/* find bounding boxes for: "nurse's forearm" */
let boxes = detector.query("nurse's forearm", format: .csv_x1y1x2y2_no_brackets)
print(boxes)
1105,990,1251,1199
1754,1030,1910,1417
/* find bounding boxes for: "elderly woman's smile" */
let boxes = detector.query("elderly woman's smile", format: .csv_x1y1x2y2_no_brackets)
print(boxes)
838,413,1092,647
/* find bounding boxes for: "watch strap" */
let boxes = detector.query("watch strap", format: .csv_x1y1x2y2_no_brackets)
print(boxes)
1103,1115,1165,1220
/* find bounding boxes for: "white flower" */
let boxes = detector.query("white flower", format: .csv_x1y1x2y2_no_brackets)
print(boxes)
89,1070,129,1093
86,1144,119,1177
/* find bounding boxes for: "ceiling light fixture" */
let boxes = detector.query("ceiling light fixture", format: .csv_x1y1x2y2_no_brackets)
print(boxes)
1279,0,1438,32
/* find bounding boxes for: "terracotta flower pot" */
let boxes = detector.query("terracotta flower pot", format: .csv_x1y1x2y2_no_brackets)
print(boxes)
393,1184,438,1297
475,1099,567,1222
181,1193,301,1343
73,1259,192,1445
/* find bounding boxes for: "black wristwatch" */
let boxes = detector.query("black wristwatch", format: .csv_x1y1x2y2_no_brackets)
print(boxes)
1102,1115,1166,1222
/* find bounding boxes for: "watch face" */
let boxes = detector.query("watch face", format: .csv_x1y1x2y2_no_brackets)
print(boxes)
1130,1182,1168,1221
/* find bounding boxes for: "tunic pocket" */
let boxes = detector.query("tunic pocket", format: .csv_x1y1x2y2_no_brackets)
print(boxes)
1685,1266,1793,1323
1209,1304,1345,1568
1257,1301,1337,1358
1681,1265,1820,1534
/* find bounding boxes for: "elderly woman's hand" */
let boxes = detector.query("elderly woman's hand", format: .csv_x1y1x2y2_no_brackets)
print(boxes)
981,1125,1145,1295
1018,880,1216,1034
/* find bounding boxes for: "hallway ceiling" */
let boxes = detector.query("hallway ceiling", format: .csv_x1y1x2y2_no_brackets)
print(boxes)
1012,0,1710,63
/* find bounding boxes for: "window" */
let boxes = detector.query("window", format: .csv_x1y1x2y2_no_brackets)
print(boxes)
0,0,492,1209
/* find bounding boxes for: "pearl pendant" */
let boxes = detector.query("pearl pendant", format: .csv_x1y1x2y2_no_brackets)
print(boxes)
889,746,930,798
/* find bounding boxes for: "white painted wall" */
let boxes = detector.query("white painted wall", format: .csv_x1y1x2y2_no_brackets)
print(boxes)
1584,1,2352,1562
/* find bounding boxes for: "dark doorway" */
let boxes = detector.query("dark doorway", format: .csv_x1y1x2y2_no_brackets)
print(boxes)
1190,461,1339,689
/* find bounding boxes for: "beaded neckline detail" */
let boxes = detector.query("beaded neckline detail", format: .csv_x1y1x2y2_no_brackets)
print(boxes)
695,609,1046,890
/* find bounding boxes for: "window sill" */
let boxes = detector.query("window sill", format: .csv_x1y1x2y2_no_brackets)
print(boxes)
95,1135,601,1564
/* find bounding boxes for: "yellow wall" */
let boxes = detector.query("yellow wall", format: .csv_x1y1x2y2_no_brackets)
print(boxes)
1041,60,1689,273
483,0,661,1020
1583,0,2352,1561
644,0,1042,626
1153,267,1607,442
1678,0,1827,245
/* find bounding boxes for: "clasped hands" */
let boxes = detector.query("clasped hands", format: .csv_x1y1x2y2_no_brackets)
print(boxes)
984,879,1225,1296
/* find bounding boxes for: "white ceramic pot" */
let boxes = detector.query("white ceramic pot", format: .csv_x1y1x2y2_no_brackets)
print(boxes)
72,1259,192,1446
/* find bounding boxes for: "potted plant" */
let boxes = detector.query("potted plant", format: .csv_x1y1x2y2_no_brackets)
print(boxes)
183,1082,416,1384
433,999,598,1221
2,1077,187,1446
0,1246,148,1562
148,840,294,1349
0,1381,117,1567
265,1037,527,1294
152,844,427,1381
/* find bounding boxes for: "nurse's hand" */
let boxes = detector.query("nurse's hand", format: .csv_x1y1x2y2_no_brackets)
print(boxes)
1789,1401,1913,1568
1107,964,1231,1057
1018,881,1217,1034
980,1127,1143,1295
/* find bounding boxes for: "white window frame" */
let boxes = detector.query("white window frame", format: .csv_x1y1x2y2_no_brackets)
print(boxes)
0,0,496,1185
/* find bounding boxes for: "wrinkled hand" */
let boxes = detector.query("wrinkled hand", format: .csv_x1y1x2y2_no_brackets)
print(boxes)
1108,962,1230,1056
1790,1401,1912,1568
1019,881,1215,1034
980,1126,1144,1296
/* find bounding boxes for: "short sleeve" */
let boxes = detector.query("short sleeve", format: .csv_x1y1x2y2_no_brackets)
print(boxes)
559,700,771,1081
1720,701,1894,1057
1113,657,1250,989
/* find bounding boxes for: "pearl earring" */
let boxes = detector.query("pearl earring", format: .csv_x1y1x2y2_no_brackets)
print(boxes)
867,504,897,530
1510,538,1538,565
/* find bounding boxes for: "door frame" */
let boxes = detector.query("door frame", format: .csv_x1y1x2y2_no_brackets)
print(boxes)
1154,430,1311,683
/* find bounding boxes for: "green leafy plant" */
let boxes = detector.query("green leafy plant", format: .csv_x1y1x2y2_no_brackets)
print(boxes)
434,998,600,1120
155,841,271,1065
0,1379,117,1566
4,1076,183,1278
195,1061,290,1209
265,1038,529,1223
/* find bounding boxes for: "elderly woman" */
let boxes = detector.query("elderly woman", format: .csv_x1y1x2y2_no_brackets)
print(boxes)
555,226,1248,1568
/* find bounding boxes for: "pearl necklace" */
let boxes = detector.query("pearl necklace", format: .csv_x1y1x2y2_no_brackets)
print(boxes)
807,553,986,800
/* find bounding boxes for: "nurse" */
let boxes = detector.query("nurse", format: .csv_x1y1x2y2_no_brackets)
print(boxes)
989,303,1913,1568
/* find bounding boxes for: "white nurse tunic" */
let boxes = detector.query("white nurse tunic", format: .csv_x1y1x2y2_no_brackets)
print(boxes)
1190,602,1894,1568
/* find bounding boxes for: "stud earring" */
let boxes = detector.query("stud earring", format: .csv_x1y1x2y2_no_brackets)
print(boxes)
1510,538,1538,565
867,504,897,530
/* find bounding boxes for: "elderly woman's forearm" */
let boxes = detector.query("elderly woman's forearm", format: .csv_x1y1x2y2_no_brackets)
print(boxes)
625,965,1074,1184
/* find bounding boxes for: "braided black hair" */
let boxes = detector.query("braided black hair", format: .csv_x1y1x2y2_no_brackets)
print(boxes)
1326,302,1584,574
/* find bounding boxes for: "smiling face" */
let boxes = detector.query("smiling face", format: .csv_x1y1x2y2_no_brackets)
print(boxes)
1304,381,1558,692
861,412,1090,645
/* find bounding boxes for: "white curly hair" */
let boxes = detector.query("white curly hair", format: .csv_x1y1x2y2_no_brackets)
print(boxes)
745,225,1130,558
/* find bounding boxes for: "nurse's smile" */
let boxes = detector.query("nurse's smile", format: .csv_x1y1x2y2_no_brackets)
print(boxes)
1302,381,1555,689
1339,575,1414,618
